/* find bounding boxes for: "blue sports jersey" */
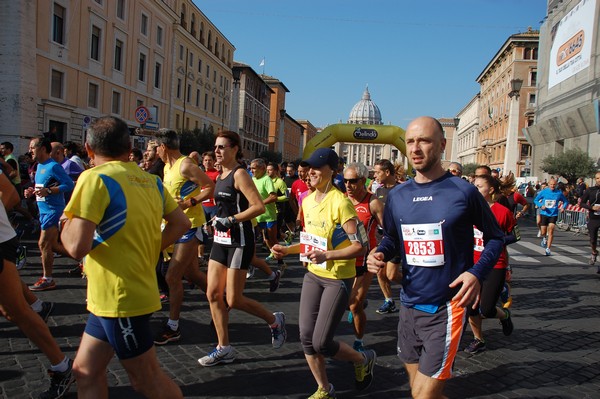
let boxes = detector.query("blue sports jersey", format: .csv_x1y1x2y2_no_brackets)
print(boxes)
534,187,568,217
35,158,74,213
377,172,504,307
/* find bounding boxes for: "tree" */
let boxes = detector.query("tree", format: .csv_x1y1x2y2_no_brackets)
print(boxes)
178,126,215,155
462,163,480,177
540,148,597,184
257,149,282,164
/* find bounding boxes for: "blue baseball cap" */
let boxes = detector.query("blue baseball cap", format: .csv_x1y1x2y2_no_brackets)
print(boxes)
300,148,339,170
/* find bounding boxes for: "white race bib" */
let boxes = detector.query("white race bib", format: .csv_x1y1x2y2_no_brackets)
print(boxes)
473,227,484,253
401,222,445,267
35,184,45,202
544,199,556,208
213,229,232,245
300,231,327,269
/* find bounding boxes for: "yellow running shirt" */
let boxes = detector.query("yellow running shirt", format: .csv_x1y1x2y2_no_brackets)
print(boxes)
163,155,206,228
64,161,178,317
302,188,357,280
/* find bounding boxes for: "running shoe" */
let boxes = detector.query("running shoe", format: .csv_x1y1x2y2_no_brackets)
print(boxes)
308,384,336,399
16,245,27,270
246,265,255,279
37,302,55,323
269,270,281,293
354,349,376,391
265,253,275,262
353,340,364,352
589,252,597,266
500,283,512,309
500,308,514,336
153,325,181,345
376,299,398,314
68,263,84,277
38,358,74,399
198,346,236,367
271,312,287,349
536,229,541,238
545,248,551,256
30,278,57,291
159,293,169,303
284,230,294,245
464,338,486,354
540,237,547,248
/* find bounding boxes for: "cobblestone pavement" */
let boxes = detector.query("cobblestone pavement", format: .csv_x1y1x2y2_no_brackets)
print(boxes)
1,217,599,398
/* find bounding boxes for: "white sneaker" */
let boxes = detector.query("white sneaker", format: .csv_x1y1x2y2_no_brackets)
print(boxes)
537,230,541,238
198,346,236,367
246,265,255,279
271,312,287,349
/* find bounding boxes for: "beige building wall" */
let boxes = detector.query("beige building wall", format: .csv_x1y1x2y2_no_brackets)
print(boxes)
34,0,178,144
476,29,538,176
454,94,481,167
171,0,235,133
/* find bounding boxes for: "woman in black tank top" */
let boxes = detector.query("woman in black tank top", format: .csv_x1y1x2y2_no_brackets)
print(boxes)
199,131,287,367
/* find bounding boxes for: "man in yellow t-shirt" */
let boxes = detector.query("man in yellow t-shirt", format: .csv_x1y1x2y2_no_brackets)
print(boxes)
153,129,215,344
61,116,190,398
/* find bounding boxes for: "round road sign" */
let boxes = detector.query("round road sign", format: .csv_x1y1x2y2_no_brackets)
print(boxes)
134,106,150,124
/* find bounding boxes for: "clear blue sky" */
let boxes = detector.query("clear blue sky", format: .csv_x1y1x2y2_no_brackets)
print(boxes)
196,0,547,129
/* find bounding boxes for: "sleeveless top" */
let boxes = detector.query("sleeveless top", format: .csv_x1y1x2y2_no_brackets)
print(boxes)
353,193,378,266
163,155,205,228
214,165,253,247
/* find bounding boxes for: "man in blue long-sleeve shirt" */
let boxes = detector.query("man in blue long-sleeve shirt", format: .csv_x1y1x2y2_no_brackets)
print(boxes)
367,116,503,399
24,137,74,291
534,178,568,256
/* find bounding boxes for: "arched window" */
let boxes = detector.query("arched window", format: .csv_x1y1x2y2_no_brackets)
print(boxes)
180,3,186,29
191,13,196,36
200,22,204,44
208,30,212,50
215,37,219,57
221,44,225,60
524,47,531,60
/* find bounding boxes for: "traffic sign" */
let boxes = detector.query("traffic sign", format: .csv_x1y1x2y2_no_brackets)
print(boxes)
145,121,159,130
82,116,92,129
134,106,150,124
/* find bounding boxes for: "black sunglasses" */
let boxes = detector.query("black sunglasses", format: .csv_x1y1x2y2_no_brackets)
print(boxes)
214,144,231,150
343,178,361,184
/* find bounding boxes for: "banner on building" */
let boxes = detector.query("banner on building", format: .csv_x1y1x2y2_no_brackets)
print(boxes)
548,0,596,89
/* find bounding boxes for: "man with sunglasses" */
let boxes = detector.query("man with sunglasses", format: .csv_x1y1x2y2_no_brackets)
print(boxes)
447,162,462,178
153,129,215,345
344,162,384,352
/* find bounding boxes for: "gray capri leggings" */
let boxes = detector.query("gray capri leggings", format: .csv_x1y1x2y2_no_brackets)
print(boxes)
299,271,353,356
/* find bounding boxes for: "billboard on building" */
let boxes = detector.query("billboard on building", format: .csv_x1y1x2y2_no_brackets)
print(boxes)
548,0,596,89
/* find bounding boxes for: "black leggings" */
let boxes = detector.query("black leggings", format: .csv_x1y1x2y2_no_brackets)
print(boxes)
299,272,353,356
589,218,600,249
469,268,506,319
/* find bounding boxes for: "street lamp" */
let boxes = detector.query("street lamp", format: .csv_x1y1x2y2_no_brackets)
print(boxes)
508,78,523,99
278,109,286,156
229,67,241,132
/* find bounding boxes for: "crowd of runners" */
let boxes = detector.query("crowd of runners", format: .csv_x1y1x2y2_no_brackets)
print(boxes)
1,115,599,399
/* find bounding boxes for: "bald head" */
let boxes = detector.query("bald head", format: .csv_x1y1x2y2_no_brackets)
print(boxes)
51,142,65,163
405,116,446,180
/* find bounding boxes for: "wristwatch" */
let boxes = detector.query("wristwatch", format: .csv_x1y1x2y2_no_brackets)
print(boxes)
189,197,198,206
230,215,237,224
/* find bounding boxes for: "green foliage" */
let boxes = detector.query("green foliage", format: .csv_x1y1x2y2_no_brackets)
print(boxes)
540,148,597,184
257,149,282,164
462,163,480,177
178,126,215,155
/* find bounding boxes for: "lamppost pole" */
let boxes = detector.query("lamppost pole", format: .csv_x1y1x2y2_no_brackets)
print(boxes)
503,78,523,176
278,109,285,158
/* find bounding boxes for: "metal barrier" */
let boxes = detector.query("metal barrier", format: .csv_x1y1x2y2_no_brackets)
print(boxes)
556,205,589,235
